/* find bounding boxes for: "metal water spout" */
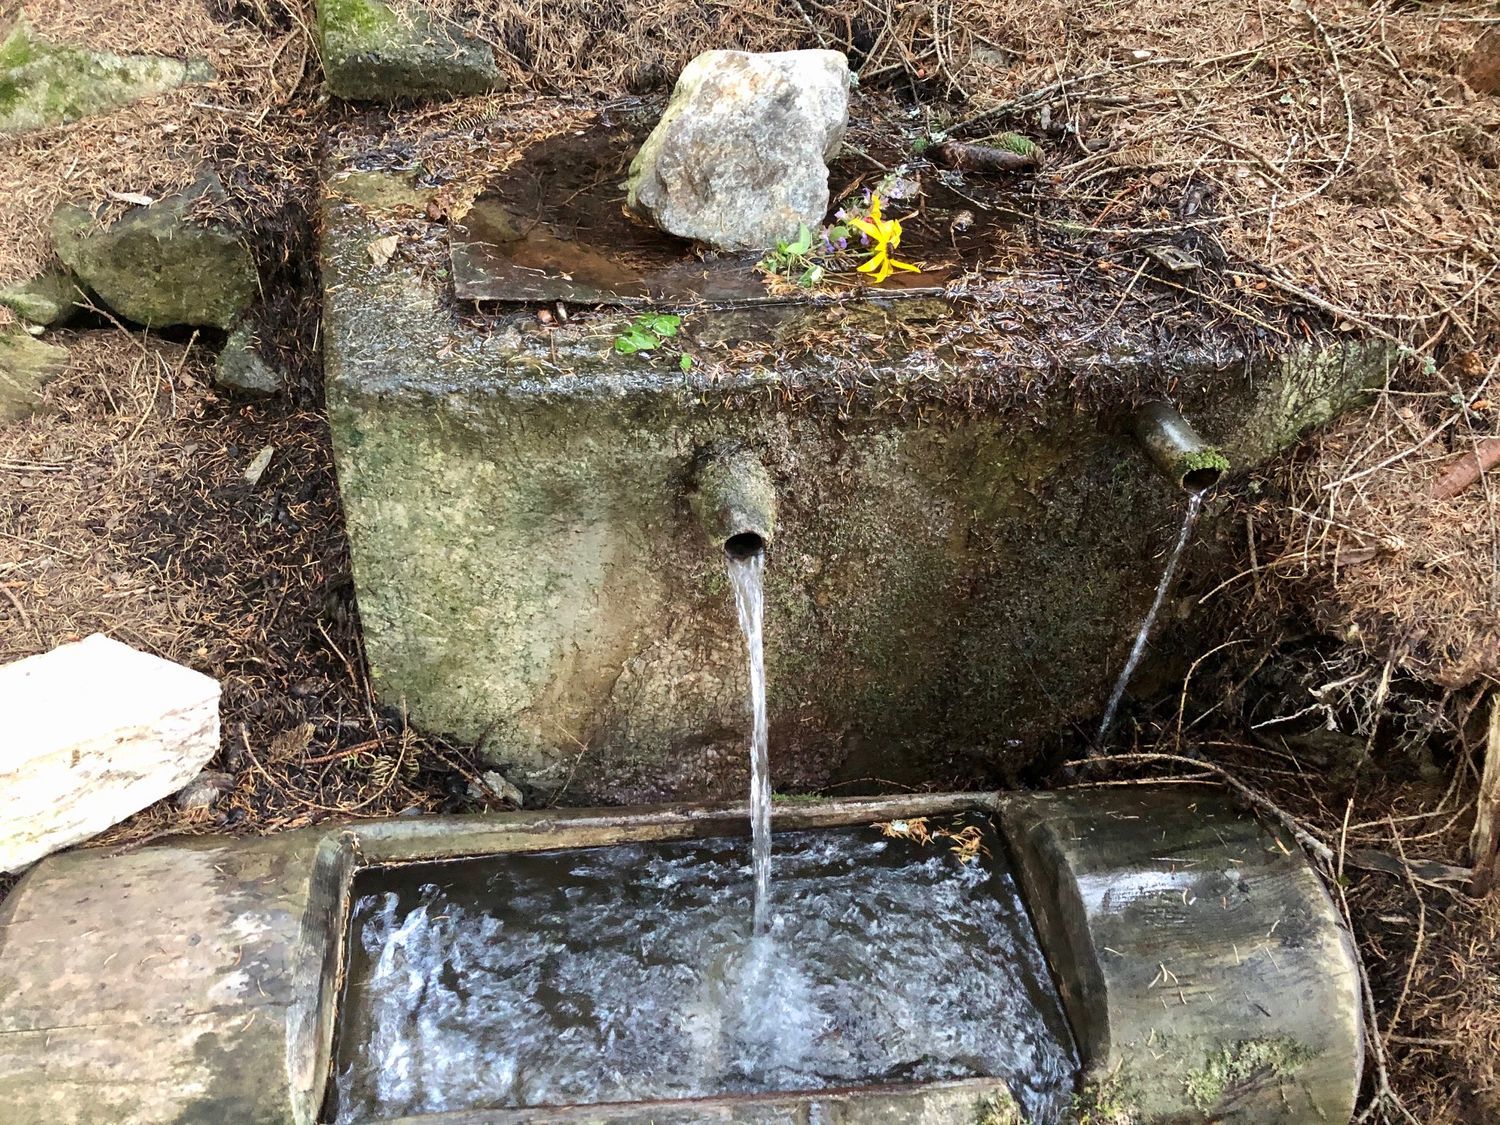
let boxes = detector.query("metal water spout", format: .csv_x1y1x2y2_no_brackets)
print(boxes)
690,444,776,558
1130,402,1230,491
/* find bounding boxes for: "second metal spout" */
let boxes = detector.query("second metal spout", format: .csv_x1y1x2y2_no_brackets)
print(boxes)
1130,403,1230,492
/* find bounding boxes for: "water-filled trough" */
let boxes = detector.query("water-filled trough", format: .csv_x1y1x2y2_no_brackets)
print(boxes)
0,787,1364,1123
328,818,1076,1122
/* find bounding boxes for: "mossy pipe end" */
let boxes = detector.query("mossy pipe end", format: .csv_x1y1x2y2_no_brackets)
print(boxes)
690,444,776,558
1130,402,1230,491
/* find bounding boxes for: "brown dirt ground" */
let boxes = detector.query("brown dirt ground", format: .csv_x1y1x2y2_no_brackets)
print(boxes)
3,1,1500,1121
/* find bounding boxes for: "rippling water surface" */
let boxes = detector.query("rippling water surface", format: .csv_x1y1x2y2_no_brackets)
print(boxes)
330,820,1078,1123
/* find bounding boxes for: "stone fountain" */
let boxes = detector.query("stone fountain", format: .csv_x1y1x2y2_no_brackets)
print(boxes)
0,50,1380,1124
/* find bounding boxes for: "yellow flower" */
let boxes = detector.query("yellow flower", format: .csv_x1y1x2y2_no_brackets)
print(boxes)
848,194,921,284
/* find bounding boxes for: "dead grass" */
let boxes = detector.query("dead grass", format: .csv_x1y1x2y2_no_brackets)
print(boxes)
0,330,492,847
1245,356,1500,690
0,0,317,311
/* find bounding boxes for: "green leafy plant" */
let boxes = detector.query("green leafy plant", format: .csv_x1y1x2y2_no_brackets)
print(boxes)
757,223,826,288
988,131,1043,159
613,312,681,355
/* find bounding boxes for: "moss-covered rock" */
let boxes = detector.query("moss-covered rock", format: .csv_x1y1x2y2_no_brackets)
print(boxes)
0,331,67,422
51,179,257,329
0,265,88,326
0,15,214,134
317,0,500,101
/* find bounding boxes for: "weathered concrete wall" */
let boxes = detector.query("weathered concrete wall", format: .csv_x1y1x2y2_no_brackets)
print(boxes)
322,136,1390,804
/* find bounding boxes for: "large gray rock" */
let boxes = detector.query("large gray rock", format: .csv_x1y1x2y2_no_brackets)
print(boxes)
52,178,257,329
626,50,850,251
0,330,66,422
317,0,500,101
0,634,220,872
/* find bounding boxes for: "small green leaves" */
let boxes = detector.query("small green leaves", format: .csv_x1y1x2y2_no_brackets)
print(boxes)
679,354,693,372
613,312,681,355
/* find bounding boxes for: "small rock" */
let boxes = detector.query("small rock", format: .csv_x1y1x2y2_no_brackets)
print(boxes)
626,50,851,251
0,14,215,135
317,0,501,101
0,634,221,872
0,330,67,422
175,770,235,811
468,770,523,808
0,265,88,326
215,322,282,394
52,175,258,329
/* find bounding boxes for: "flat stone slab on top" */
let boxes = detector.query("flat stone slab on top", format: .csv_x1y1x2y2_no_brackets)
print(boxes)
0,786,1361,1123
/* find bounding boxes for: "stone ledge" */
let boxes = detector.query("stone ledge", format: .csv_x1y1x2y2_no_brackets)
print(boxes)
317,0,501,101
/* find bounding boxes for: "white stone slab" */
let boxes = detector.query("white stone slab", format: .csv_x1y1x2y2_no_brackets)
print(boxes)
0,634,220,872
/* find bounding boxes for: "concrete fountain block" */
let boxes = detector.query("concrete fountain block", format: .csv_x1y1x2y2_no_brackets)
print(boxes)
1000,786,1364,1122
320,115,1394,806
0,634,221,872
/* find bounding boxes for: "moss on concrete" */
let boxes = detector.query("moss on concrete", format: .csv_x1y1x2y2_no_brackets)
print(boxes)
0,15,214,134
317,0,500,101
1184,1037,1314,1114
1068,1075,1138,1124
1178,447,1231,478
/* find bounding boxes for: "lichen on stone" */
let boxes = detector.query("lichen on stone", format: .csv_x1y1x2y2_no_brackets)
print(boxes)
0,331,67,422
0,15,214,134
0,266,87,326
51,177,257,329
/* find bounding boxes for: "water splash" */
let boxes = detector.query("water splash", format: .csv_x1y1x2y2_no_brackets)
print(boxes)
727,549,771,934
1096,488,1206,744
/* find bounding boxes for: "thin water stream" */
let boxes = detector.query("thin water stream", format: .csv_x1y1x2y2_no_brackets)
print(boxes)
1097,487,1206,743
727,549,771,934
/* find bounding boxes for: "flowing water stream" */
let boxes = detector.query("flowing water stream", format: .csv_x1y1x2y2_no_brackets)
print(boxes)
1097,487,1207,743
727,549,772,934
